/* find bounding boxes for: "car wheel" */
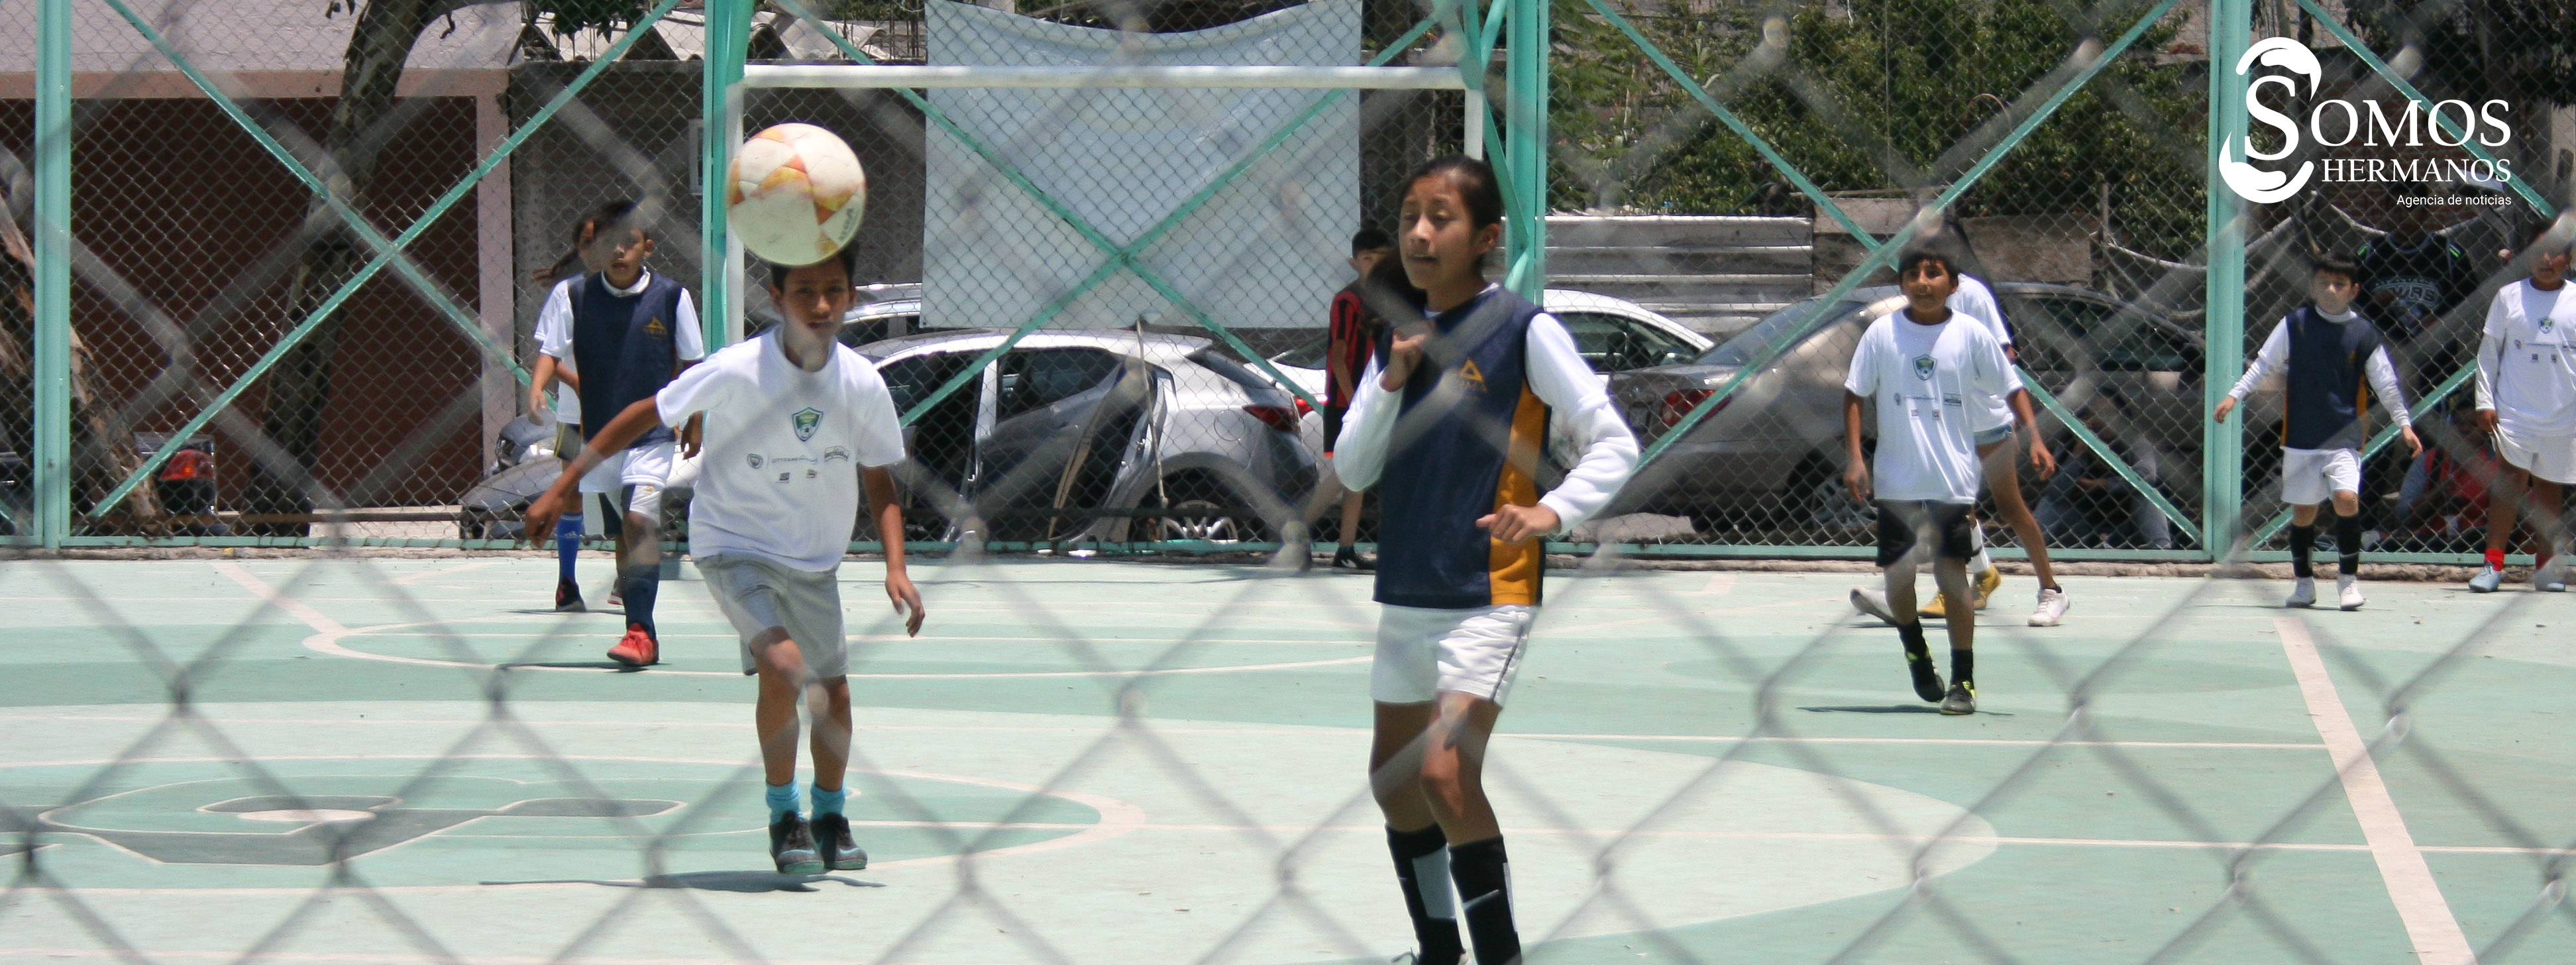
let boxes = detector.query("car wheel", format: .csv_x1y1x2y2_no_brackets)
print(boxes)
1148,475,1267,543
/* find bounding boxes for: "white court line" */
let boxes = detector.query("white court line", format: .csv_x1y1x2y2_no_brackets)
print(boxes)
1701,573,1737,595
211,562,1369,680
0,713,2322,750
210,561,349,634
2277,616,2477,965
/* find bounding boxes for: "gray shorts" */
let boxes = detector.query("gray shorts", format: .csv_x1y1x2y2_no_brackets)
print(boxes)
696,554,847,679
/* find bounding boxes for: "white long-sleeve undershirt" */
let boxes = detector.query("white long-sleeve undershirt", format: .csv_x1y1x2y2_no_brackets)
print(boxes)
2227,310,2412,429
1332,305,1639,535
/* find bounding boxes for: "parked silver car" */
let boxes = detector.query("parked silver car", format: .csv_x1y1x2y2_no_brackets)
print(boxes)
1264,288,1712,402
853,328,1316,544
1608,283,2267,536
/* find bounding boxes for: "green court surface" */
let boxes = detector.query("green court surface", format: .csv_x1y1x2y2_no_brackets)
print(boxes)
1,555,2570,964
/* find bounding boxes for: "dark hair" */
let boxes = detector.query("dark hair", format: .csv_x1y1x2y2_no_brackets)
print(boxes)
765,245,859,290
2311,251,2363,286
1350,227,1393,255
1404,155,1504,231
1896,247,1957,280
582,198,643,244
2526,219,2574,253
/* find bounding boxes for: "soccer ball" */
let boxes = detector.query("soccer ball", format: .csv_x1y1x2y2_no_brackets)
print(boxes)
727,123,867,267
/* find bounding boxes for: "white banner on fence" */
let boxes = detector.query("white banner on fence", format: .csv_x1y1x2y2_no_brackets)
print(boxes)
923,0,1360,330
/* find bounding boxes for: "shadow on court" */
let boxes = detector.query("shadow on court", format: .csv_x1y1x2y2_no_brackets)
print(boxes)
484,872,886,893
1799,705,2017,716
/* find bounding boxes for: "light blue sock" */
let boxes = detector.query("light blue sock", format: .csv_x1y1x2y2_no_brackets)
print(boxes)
810,785,846,817
765,782,799,821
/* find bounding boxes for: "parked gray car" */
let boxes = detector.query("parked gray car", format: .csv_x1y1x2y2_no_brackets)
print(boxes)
1609,283,2272,536
853,328,1316,544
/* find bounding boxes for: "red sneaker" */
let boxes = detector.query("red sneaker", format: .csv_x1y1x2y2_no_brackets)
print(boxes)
606,625,659,667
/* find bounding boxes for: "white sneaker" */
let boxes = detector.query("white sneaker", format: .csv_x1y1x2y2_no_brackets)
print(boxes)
2537,557,2568,593
2284,577,2316,608
2468,566,2504,593
1850,587,1899,624
2029,587,2068,626
2337,575,2365,610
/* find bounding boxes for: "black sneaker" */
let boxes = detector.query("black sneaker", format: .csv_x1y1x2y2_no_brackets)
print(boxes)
810,812,868,870
1940,681,1977,716
1906,650,1945,703
554,577,584,612
769,813,823,874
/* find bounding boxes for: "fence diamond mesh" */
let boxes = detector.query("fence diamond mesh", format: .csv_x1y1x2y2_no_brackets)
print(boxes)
6,0,2576,962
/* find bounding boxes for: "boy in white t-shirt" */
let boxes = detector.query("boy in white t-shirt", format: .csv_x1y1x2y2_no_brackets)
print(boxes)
526,245,924,876
526,209,616,612
2468,223,2576,593
1843,250,2016,716
2216,254,2421,610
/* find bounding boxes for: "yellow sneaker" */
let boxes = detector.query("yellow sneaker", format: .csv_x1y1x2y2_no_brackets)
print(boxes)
1972,567,2003,610
1920,591,1950,620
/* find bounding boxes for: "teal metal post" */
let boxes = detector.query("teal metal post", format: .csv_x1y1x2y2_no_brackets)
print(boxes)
32,0,73,547
1500,0,1546,298
2202,0,2249,562
701,0,750,348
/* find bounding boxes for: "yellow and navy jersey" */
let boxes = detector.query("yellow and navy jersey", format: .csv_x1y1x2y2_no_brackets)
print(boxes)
1369,287,1554,608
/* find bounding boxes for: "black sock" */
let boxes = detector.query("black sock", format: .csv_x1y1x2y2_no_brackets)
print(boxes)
1951,648,1974,688
2289,524,2317,579
1386,826,1462,961
2335,514,2364,577
1448,836,1521,965
619,567,660,638
1897,621,1930,660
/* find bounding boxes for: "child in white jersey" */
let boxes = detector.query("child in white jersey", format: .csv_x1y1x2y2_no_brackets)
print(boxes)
2469,222,2576,593
525,245,924,876
2216,254,2420,609
1843,249,2015,716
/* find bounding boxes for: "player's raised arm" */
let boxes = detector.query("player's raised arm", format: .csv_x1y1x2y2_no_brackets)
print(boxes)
522,396,666,544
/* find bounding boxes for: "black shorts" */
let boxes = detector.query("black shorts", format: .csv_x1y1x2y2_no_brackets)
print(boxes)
1322,405,1347,455
1874,500,1976,567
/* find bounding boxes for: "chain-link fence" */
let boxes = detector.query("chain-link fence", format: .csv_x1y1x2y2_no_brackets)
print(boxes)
5,0,2575,565
11,2,2576,964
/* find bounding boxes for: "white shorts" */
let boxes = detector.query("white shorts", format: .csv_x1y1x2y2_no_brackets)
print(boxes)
696,554,847,679
2495,429,2576,485
1371,604,1534,706
2280,447,2363,506
579,440,675,516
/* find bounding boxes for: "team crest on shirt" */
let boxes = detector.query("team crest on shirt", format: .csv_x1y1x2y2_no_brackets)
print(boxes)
792,408,822,441
2542,317,2556,335
1912,355,1936,380
1456,360,1487,392
645,317,667,337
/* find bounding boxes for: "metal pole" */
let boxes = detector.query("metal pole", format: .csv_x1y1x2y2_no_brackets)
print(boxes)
1501,0,1546,298
702,0,749,349
32,0,73,547
2204,0,2250,562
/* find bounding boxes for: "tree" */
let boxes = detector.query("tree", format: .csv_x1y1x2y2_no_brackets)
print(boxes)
246,0,671,534
1548,0,2206,258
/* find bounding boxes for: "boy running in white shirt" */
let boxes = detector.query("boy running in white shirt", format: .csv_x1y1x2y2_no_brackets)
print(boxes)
2468,222,2576,593
1851,270,2068,627
1843,249,2017,715
525,245,925,875
2216,254,2422,609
